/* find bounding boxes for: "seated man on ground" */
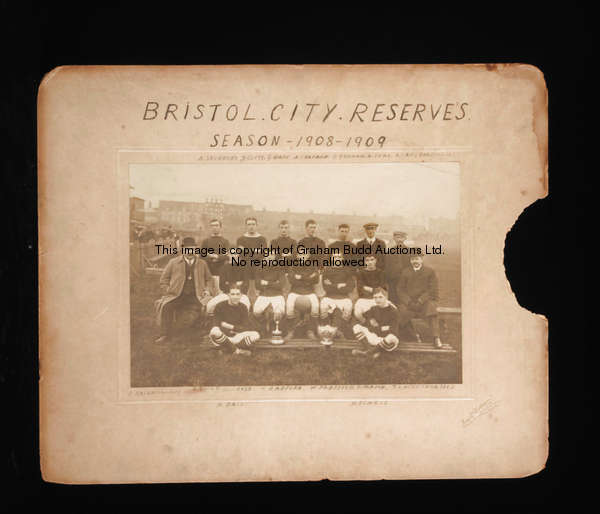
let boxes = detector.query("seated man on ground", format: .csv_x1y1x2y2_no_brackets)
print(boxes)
396,254,443,349
352,287,400,359
209,285,260,356
319,253,356,343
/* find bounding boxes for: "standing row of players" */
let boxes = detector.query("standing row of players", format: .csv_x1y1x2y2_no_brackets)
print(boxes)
155,217,442,358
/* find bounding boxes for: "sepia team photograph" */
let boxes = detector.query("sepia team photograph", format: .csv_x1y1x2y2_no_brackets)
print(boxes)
128,162,462,387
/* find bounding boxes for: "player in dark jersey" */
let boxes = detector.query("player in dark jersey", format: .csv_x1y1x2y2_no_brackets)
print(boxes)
270,219,296,255
205,250,250,316
296,219,327,266
354,255,387,323
319,253,356,342
271,219,296,294
200,218,230,293
236,217,267,284
327,223,356,256
284,253,320,341
209,285,260,356
352,287,400,358
253,252,286,338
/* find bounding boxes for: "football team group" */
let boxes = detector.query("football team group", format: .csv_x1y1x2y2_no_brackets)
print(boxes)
154,217,443,359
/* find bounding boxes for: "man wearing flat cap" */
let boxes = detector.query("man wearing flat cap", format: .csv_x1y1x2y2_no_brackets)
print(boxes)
355,222,387,271
384,230,411,306
154,236,214,344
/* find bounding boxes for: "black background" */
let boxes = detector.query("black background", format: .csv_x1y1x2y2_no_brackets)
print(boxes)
1,2,587,512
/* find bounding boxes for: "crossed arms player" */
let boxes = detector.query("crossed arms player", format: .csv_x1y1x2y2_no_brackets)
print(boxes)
253,252,286,336
285,253,320,341
318,253,356,342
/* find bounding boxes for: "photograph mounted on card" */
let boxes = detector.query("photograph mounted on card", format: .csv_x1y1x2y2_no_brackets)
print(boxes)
39,65,547,483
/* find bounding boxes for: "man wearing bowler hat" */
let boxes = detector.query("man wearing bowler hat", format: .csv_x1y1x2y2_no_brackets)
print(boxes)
355,222,387,271
384,230,411,306
154,236,214,344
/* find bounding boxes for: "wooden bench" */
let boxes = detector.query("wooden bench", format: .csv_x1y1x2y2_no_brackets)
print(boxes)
243,338,457,354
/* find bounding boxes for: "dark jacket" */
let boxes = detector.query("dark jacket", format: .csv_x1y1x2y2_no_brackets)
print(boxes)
219,261,250,294
297,235,327,265
159,255,213,302
270,236,296,253
288,268,319,295
356,268,387,298
271,236,297,271
200,236,230,276
214,301,253,334
355,238,387,270
397,265,439,305
328,240,355,255
322,268,355,298
255,269,285,296
384,244,412,280
363,304,399,337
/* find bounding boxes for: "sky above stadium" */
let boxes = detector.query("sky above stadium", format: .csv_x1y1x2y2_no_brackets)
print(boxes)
129,162,460,219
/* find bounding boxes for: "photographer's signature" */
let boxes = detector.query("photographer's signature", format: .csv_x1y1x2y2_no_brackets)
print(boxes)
462,398,500,427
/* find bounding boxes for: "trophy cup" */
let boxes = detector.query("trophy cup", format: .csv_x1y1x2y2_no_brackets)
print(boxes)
318,326,334,346
271,319,284,345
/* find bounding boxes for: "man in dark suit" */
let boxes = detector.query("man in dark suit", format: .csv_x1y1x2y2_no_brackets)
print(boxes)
154,237,213,344
355,222,387,271
396,254,443,348
384,230,411,306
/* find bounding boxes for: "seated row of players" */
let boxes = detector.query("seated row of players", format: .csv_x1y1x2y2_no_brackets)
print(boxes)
209,284,400,359
155,219,443,356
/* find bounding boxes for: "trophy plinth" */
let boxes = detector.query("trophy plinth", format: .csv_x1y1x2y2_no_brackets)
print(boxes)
271,320,284,345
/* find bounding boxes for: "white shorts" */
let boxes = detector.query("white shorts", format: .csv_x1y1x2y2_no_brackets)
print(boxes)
353,298,376,321
286,292,319,317
320,297,353,319
253,295,285,317
352,324,399,351
209,326,260,346
206,293,250,314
